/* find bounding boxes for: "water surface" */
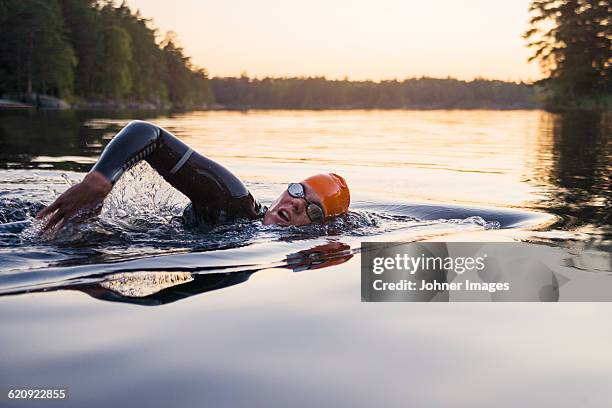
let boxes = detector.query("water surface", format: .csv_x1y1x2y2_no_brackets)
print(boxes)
0,109,610,407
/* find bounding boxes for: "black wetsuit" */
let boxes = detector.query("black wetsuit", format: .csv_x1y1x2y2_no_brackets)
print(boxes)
91,120,266,228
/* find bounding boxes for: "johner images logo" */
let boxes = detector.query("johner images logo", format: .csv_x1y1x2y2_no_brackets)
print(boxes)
360,242,574,302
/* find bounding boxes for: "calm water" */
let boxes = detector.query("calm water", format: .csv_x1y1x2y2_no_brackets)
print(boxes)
0,109,610,407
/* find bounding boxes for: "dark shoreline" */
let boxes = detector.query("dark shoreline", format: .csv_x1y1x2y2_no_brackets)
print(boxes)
0,98,541,112
3,96,611,113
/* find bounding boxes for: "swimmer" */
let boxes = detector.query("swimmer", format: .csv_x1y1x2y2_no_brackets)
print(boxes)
36,120,350,231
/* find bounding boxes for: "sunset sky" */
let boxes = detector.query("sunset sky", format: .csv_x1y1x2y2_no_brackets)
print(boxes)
126,0,542,82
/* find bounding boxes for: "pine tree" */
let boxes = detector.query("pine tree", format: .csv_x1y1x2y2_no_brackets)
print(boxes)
0,0,76,96
59,0,99,97
524,0,611,102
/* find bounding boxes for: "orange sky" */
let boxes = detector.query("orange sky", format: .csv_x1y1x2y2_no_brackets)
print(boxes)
126,0,542,82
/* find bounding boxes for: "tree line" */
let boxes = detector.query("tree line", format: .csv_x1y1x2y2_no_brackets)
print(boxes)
0,0,537,110
210,76,537,109
2,0,608,110
0,0,213,109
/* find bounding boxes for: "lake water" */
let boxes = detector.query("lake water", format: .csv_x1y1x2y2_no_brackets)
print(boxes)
0,109,610,407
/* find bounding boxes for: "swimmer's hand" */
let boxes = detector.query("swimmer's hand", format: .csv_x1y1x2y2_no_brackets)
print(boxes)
36,171,113,232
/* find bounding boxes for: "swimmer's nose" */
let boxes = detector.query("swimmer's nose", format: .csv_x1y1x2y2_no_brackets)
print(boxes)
289,198,301,213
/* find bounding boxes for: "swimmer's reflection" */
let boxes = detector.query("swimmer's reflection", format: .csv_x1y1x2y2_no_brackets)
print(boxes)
66,242,353,306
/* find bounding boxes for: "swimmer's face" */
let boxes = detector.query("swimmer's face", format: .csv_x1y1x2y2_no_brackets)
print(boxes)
263,186,322,226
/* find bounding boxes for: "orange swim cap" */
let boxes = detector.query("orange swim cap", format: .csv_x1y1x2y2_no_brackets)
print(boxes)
301,173,350,218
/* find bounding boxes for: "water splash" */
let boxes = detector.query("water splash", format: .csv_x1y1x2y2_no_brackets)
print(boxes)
0,166,512,273
442,216,501,230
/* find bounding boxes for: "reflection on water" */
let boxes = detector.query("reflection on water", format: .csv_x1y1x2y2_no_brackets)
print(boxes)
0,110,141,171
533,111,611,230
1,242,354,306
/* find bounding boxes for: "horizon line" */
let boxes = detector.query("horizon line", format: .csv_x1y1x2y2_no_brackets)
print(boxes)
208,74,540,85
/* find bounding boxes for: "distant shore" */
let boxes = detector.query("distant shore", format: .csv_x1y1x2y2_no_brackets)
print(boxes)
0,99,538,111
2,93,610,112
0,93,540,112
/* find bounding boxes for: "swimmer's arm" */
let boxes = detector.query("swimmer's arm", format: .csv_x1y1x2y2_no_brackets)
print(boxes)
89,120,253,211
37,120,255,230
37,120,160,231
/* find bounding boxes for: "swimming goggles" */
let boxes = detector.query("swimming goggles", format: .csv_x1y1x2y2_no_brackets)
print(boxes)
287,183,325,223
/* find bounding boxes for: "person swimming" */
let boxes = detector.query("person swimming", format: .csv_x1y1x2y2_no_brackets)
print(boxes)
36,120,351,231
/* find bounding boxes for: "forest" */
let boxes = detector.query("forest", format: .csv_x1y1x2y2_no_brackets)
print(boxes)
0,0,213,109
0,0,609,110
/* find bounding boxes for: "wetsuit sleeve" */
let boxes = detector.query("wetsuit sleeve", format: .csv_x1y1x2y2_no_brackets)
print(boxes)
91,120,263,224
91,120,160,183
